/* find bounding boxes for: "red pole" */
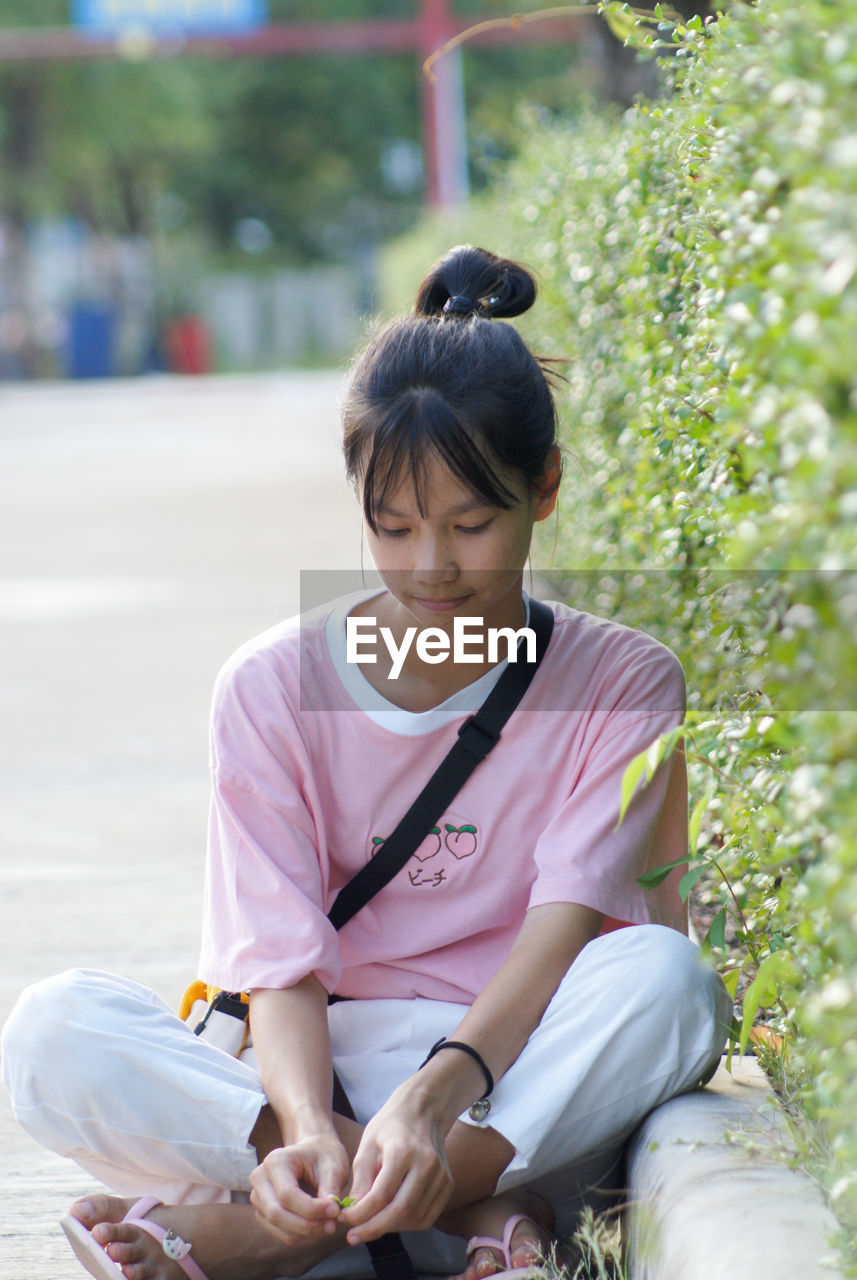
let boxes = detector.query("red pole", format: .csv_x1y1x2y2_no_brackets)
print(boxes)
419,0,467,209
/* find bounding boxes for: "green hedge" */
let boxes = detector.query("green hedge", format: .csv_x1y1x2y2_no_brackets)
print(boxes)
385,0,857,1262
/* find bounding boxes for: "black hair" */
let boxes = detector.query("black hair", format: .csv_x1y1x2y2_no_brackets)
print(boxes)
342,245,561,532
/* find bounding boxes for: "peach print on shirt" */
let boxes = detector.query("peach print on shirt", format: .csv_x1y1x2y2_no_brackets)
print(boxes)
369,816,479,890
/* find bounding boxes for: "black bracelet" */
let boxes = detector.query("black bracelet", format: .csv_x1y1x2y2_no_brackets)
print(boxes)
419,1037,494,1099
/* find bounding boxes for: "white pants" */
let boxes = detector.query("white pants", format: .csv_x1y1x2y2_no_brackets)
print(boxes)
2,925,731,1275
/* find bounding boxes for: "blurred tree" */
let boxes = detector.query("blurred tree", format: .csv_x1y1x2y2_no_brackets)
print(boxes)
0,0,65,23
43,62,216,236
176,52,424,261
0,0,656,263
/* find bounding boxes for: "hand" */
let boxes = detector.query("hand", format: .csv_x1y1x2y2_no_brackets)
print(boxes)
249,1132,350,1247
341,1086,454,1244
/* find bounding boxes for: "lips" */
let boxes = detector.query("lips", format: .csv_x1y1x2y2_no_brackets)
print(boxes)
412,595,473,612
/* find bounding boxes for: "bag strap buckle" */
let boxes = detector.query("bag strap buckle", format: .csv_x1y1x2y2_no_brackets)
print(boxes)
457,714,501,761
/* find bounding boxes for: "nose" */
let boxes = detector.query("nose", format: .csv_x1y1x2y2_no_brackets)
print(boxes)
413,565,458,587
412,531,459,586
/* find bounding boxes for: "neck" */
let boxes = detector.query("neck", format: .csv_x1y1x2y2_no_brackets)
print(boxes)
353,586,527,708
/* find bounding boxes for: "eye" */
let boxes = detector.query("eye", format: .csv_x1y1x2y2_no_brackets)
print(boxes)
376,525,409,538
457,519,494,535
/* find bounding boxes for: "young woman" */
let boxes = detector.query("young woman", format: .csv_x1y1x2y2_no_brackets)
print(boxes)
2,246,731,1280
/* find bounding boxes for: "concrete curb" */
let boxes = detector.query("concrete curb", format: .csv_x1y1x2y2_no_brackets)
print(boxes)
625,1056,844,1279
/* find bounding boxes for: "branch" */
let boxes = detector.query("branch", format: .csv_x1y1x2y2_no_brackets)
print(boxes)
423,4,685,81
423,8,587,82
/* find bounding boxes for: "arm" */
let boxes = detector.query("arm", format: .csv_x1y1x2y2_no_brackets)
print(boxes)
247,977,350,1246
343,900,603,1242
441,901,604,1099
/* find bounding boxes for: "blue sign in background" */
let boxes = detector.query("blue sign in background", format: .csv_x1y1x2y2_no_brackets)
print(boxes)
71,0,268,35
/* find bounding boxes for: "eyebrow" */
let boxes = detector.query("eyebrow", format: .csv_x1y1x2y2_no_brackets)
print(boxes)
377,499,491,519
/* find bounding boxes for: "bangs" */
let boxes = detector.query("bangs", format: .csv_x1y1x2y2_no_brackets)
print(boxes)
358,388,519,531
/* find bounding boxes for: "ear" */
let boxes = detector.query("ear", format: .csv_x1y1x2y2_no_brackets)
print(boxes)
532,448,562,523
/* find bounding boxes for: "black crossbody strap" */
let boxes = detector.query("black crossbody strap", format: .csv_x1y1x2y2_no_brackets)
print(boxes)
327,599,554,932
330,1074,418,1280
328,602,553,1280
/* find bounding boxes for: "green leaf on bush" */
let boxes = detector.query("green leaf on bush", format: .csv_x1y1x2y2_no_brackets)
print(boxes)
638,855,689,888
739,952,793,1055
602,3,644,47
617,749,648,826
705,905,727,950
721,970,741,999
678,862,708,901
689,786,716,854
618,730,682,828
646,736,665,776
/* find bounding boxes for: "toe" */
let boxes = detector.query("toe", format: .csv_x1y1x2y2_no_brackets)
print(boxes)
95,1220,148,1249
70,1193,130,1229
68,1197,97,1226
508,1218,549,1270
123,1266,152,1280
105,1238,136,1264
105,1231,161,1278
472,1246,504,1278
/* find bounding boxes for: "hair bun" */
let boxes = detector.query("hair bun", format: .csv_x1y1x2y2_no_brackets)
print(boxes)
415,245,537,320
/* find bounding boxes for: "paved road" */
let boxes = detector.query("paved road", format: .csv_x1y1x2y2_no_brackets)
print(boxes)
0,372,361,1278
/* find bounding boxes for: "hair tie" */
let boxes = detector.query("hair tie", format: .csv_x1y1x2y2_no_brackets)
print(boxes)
443,294,476,317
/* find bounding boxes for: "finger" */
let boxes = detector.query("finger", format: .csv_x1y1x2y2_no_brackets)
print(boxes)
344,1142,406,1219
315,1151,352,1204
251,1188,326,1246
344,1159,414,1241
248,1178,305,1240
345,1152,386,1218
249,1171,329,1242
252,1205,310,1249
257,1153,338,1222
348,1163,452,1242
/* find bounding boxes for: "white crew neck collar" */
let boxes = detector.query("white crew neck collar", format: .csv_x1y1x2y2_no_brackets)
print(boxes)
325,589,531,738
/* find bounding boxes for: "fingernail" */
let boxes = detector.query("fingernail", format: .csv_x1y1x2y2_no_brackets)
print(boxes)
78,1200,94,1221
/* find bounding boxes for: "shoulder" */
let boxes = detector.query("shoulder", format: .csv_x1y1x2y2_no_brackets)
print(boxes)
212,613,304,710
541,598,686,713
212,594,342,715
211,587,379,722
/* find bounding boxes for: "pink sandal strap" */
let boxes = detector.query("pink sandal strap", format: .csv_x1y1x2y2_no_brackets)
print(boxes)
125,1197,161,1221
123,1198,212,1280
466,1212,533,1267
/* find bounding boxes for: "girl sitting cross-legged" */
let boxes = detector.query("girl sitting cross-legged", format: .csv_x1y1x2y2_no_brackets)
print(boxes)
2,245,731,1280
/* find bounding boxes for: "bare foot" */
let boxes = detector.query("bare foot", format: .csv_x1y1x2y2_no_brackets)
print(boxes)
65,1193,345,1280
441,1189,555,1280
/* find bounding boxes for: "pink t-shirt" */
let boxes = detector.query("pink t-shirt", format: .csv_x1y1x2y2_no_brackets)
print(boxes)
199,596,688,1004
